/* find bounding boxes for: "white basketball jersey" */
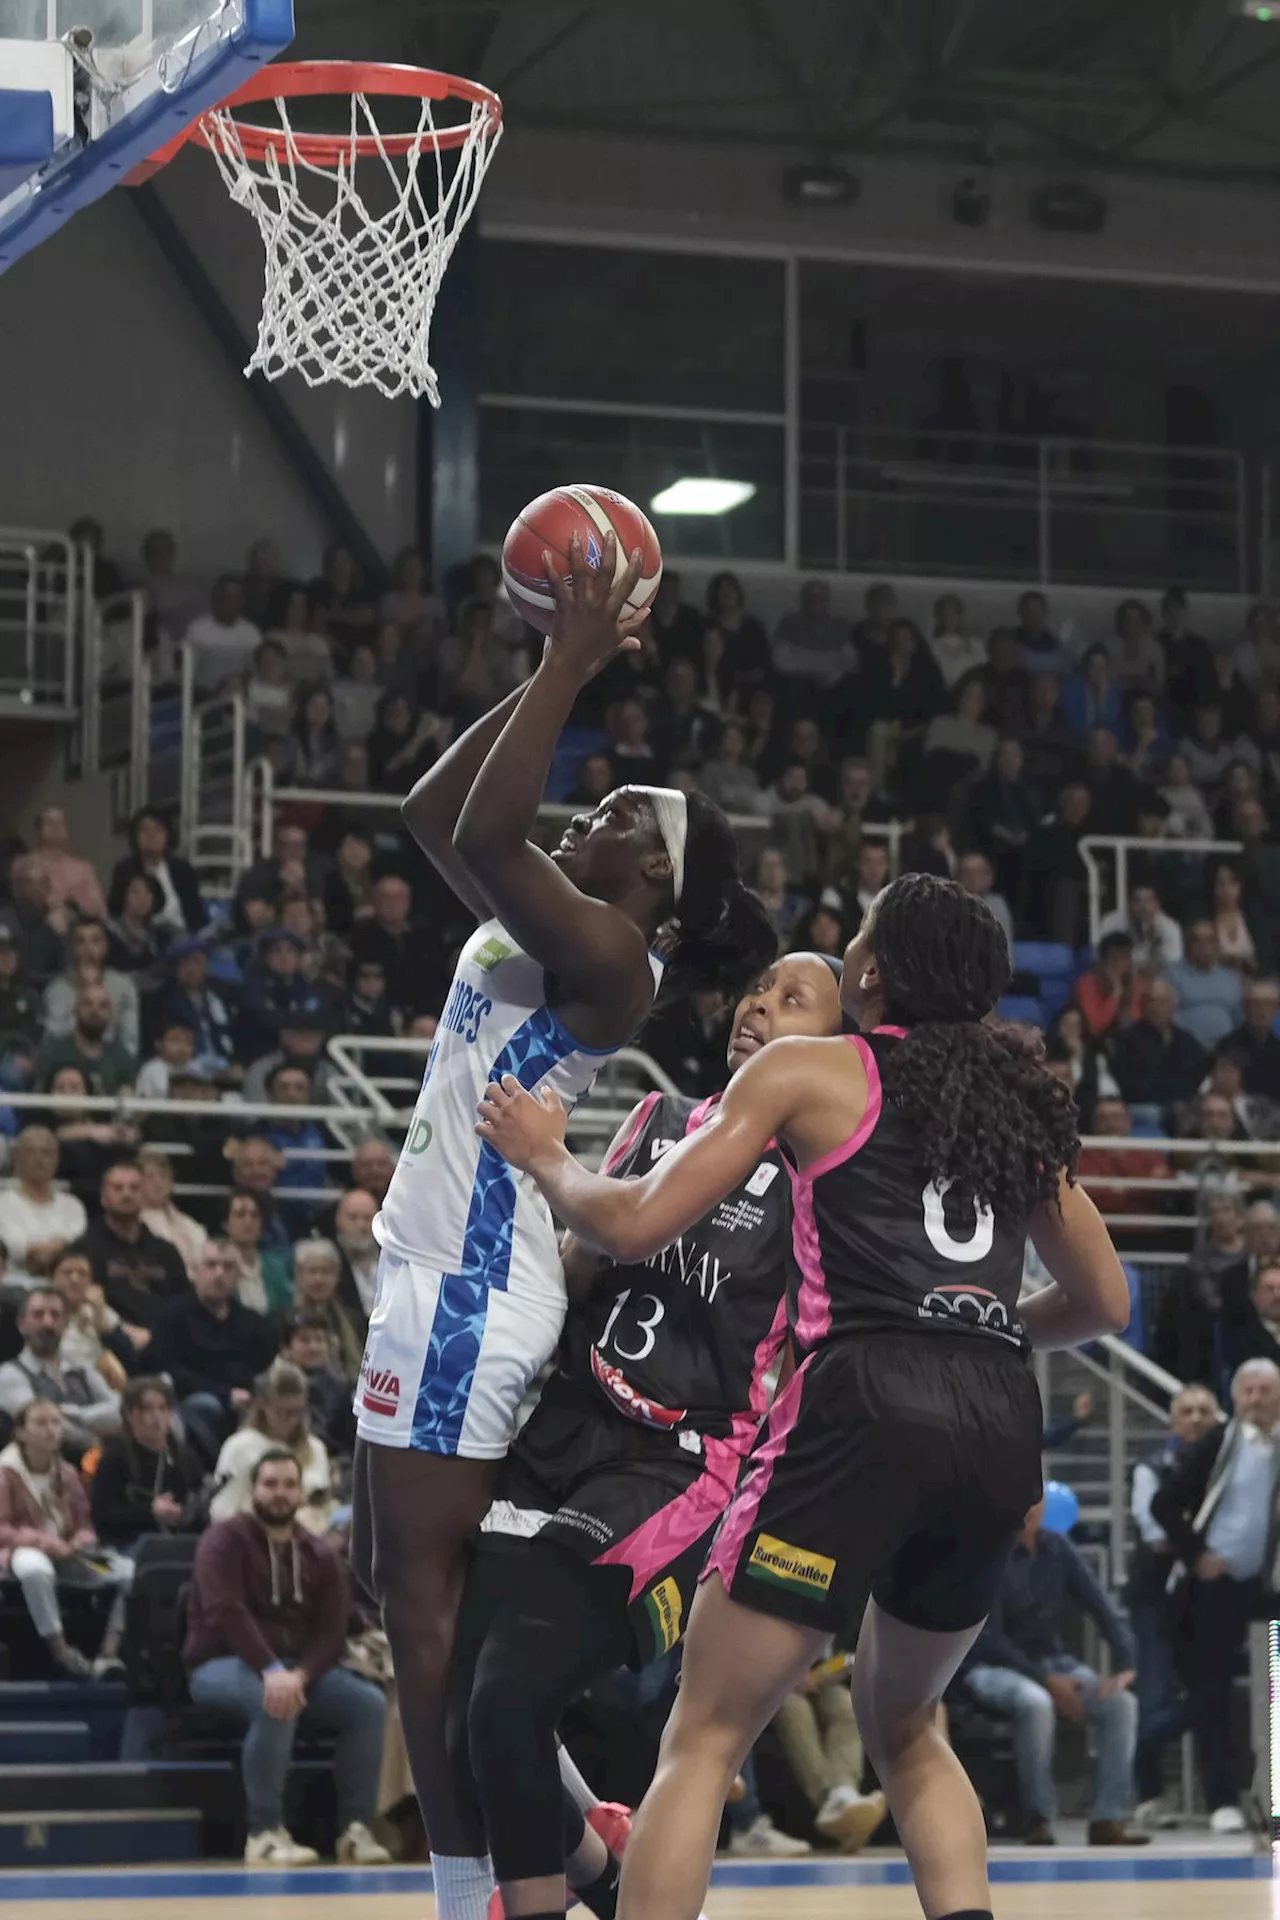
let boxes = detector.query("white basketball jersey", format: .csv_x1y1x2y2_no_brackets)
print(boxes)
375,918,662,1303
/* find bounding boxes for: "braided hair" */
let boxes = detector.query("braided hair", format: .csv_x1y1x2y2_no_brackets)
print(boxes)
868,872,1079,1217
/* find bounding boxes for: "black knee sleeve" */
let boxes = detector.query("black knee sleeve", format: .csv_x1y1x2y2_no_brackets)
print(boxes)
468,1544,633,1884
443,1543,525,1859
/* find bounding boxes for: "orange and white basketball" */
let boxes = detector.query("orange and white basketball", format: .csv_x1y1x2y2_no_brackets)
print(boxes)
501,483,663,635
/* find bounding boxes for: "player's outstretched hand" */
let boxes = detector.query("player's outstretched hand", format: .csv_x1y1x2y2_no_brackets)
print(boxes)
541,530,647,682
477,1074,568,1171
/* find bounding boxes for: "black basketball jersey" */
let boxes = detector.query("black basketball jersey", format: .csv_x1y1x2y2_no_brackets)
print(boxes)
557,1090,793,1439
788,1028,1030,1357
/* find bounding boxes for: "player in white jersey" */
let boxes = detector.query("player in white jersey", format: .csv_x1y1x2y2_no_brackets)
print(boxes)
348,531,774,1908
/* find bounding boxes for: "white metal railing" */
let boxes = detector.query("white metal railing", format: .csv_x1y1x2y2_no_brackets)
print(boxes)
480,401,1252,589
88,588,150,815
0,527,82,717
249,760,907,883
1079,833,1244,946
179,646,249,896
798,427,1249,591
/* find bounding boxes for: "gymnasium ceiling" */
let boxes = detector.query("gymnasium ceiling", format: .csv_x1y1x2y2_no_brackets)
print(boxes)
290,0,1280,187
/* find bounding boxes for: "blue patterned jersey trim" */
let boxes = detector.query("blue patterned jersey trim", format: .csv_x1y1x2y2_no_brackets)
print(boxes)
411,1005,576,1452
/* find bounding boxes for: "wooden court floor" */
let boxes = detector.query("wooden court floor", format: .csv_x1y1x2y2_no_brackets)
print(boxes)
0,1856,1273,1920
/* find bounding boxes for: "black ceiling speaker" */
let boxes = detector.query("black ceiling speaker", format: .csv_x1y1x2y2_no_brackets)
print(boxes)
782,162,860,208
952,176,991,227
1029,180,1107,233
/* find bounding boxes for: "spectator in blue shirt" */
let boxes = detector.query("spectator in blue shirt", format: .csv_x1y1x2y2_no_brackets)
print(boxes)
258,1064,328,1233
1059,646,1124,740
236,932,334,1064
964,1497,1147,1847
1167,920,1245,1050
158,941,237,1076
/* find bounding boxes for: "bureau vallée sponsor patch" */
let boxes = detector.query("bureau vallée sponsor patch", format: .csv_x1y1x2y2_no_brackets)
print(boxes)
745,1533,836,1598
644,1577,684,1653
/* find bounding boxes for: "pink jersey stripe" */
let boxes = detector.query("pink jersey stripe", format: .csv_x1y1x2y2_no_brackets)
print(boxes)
787,1158,832,1350
594,1430,743,1599
705,1357,811,1593
786,1034,883,1348
797,1033,882,1182
874,1023,908,1038
603,1091,662,1175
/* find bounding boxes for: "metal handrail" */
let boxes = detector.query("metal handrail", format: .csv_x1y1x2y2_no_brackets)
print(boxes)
1079,833,1244,946
252,765,907,877
0,527,80,718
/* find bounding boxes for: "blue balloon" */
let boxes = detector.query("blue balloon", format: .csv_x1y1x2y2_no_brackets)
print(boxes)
1041,1480,1080,1535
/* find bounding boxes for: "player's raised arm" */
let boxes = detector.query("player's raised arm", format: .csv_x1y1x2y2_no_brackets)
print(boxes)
1023,1172,1132,1349
399,683,531,919
478,1037,834,1262
452,532,658,1027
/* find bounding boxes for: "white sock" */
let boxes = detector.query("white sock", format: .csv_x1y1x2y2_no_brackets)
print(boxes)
431,1852,494,1920
557,1741,601,1815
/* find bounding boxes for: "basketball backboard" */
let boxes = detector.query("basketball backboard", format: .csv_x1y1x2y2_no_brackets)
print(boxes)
0,0,294,271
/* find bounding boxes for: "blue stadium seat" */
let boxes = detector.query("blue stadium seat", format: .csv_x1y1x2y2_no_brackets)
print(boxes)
998,995,1044,1027
1038,979,1072,1021
546,728,611,802
1011,941,1074,981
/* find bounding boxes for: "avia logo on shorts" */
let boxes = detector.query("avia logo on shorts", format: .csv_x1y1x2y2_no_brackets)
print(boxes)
745,1533,836,1599
440,978,493,1044
590,1346,687,1429
360,1364,401,1417
744,1162,779,1197
471,936,512,973
645,1577,684,1655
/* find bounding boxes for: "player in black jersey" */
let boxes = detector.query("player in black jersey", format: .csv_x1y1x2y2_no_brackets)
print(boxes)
479,874,1131,1920
445,952,844,1920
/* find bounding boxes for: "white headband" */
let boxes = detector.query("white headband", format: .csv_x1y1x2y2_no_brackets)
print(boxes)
630,786,689,905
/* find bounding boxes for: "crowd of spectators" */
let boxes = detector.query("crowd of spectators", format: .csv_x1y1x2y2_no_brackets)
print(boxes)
6,526,1280,1852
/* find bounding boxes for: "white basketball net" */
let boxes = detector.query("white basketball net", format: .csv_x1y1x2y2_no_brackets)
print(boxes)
201,89,501,402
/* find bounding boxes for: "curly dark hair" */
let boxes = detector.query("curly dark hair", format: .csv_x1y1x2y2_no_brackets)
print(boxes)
868,872,1079,1217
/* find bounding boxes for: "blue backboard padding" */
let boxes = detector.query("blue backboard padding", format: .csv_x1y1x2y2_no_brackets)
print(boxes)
0,88,55,166
0,0,294,271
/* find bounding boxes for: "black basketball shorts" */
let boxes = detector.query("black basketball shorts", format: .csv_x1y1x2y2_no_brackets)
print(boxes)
706,1331,1044,1637
481,1379,746,1664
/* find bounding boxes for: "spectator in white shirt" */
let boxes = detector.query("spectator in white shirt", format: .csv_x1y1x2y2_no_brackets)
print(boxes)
0,1128,88,1289
1108,599,1165,696
1231,603,1280,691
48,1248,128,1391
0,1288,121,1455
138,1148,207,1278
334,1188,379,1318
42,918,139,1058
771,582,856,692
1097,884,1185,972
331,641,383,742
957,850,1014,953
1159,752,1215,841
929,594,987,689
184,575,263,694
244,639,295,736
136,1019,201,1100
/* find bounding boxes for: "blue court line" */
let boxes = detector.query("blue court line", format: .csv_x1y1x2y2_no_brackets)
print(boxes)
0,1855,1269,1896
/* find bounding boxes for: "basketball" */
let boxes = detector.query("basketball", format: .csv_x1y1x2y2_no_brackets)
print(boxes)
501,483,663,635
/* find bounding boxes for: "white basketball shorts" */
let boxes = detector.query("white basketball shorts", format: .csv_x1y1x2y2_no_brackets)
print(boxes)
354,1248,565,1458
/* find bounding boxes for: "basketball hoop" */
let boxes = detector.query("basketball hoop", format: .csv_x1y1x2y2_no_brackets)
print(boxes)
140,62,503,402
